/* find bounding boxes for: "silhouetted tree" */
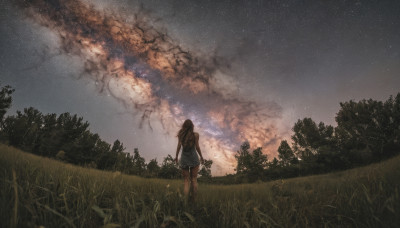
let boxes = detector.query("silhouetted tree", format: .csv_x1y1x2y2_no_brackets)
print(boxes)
159,154,180,179
269,158,280,169
234,141,252,174
234,142,268,181
111,140,125,153
34,113,59,156
199,159,213,179
2,107,43,152
277,140,296,166
0,83,14,142
292,118,335,160
249,147,268,181
131,148,146,175
0,83,14,122
146,158,160,177
336,95,400,162
97,140,123,170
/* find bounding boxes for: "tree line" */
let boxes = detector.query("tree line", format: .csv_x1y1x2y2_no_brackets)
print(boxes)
227,92,400,183
0,82,212,180
1,82,399,183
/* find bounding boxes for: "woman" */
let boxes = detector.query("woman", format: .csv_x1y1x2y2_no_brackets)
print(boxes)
175,119,204,202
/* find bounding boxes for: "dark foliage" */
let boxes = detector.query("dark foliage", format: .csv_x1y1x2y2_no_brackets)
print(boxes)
0,83,151,176
0,84,208,180
158,154,180,179
1,83,397,183
230,93,400,184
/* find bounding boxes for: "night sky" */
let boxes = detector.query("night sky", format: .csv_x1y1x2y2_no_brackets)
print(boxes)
1,0,399,175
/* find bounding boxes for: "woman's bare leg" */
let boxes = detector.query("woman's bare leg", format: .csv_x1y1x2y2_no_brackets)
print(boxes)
189,165,199,202
182,168,190,197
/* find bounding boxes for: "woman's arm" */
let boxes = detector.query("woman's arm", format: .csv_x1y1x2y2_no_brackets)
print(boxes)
175,140,181,164
195,133,204,164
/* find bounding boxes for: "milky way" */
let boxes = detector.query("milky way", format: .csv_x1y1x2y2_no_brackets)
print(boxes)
14,0,283,173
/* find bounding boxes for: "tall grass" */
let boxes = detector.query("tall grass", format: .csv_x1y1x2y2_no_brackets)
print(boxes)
1,144,399,227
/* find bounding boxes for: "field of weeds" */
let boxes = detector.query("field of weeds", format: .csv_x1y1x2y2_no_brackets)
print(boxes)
1,144,399,227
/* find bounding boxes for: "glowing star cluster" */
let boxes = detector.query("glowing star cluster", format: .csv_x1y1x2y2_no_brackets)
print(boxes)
15,0,283,174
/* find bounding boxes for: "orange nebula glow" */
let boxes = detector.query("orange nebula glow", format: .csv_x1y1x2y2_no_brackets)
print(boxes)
16,0,283,175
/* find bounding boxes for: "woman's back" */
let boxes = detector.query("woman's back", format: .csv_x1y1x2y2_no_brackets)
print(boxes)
180,132,199,168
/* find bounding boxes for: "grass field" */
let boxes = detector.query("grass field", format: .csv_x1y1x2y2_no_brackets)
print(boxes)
1,144,399,227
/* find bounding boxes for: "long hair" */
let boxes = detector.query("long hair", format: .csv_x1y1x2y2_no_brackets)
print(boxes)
177,119,195,150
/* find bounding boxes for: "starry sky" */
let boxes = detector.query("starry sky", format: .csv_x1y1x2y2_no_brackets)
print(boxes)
1,0,399,175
